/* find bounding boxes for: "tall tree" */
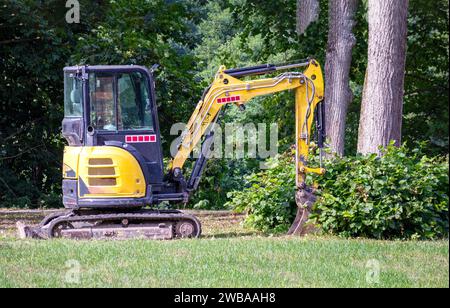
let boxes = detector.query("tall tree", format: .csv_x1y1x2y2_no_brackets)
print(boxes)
324,0,358,156
357,0,409,155
296,0,320,35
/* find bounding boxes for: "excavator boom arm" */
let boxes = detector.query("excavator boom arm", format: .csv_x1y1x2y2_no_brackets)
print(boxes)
171,59,325,189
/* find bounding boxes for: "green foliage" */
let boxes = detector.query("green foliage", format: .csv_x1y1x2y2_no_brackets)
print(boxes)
225,151,297,232
314,143,449,239
0,0,105,208
403,0,449,154
70,0,203,156
227,144,449,239
190,157,261,209
192,0,449,215
346,0,450,155
189,0,328,209
1,0,448,210
0,0,203,207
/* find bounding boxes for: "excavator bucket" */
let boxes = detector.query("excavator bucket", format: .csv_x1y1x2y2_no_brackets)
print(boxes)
287,188,317,236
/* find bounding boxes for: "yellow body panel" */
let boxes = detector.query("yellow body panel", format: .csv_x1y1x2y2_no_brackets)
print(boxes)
62,146,82,179
63,146,146,199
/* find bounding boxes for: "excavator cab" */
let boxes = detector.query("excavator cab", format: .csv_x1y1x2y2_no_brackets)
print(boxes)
61,66,169,209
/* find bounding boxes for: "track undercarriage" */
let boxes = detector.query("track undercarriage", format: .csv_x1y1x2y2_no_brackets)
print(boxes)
15,187,316,240
17,209,202,240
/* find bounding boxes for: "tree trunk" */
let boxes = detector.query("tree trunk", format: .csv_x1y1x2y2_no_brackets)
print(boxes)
357,0,409,155
324,0,358,156
296,0,320,35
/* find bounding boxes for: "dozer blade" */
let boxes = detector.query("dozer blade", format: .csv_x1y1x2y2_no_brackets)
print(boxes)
16,221,46,239
16,221,31,239
287,188,317,236
17,211,71,239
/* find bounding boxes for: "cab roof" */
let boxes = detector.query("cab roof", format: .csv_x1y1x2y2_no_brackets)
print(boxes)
63,65,151,73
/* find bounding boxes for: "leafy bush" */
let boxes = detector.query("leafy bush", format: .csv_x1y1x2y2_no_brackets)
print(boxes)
225,151,297,233
314,143,449,239
189,158,258,210
226,143,449,239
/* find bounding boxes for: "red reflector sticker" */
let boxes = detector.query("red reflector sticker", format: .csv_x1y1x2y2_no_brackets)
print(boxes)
125,135,157,143
217,95,241,104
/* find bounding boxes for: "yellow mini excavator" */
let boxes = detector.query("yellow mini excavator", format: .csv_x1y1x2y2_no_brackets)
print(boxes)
17,58,326,239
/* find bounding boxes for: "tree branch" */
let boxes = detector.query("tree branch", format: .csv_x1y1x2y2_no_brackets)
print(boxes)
0,38,41,45
0,144,44,161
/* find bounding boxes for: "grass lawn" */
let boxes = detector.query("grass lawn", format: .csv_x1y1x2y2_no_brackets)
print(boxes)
0,210,448,288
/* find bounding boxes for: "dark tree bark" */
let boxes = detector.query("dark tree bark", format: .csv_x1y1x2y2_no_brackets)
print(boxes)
357,0,409,155
296,0,320,35
324,0,358,156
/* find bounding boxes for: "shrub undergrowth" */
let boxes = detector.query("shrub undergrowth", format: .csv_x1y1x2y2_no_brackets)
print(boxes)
226,143,449,239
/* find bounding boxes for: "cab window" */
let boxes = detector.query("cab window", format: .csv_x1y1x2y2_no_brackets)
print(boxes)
118,72,153,131
64,72,83,117
89,71,153,131
89,73,116,131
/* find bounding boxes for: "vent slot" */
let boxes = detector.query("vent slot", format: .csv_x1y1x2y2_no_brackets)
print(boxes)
87,158,116,187
88,167,115,176
89,158,113,165
88,178,117,186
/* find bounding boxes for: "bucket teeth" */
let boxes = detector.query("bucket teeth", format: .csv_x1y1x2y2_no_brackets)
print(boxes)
287,187,317,236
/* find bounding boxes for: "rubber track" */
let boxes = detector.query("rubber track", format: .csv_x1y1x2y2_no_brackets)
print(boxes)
43,210,202,239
